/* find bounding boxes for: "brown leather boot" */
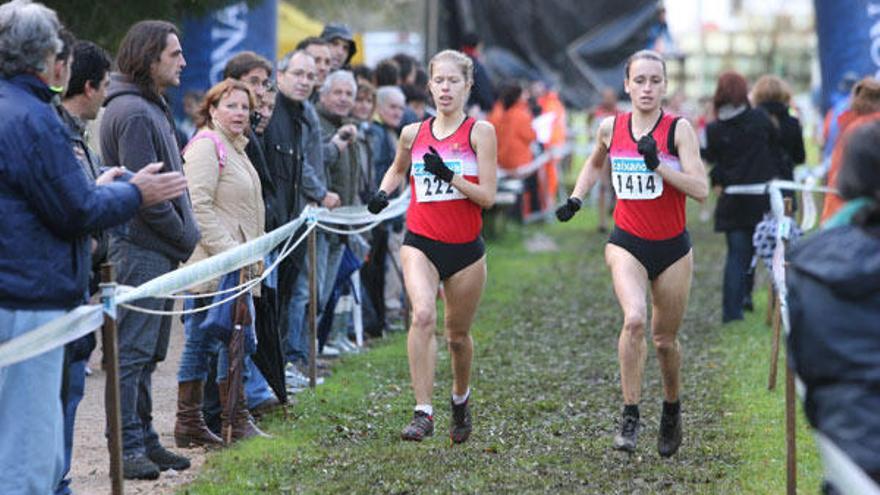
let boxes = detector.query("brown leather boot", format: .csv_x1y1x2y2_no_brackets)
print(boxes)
174,380,224,448
219,379,271,443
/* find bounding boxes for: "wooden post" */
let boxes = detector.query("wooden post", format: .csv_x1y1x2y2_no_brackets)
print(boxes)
765,281,775,326
786,363,797,495
768,294,782,391
100,263,124,495
308,227,317,389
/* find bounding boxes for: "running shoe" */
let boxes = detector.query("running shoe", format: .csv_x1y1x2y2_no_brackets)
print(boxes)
400,411,434,441
613,413,640,453
657,406,682,457
449,398,472,444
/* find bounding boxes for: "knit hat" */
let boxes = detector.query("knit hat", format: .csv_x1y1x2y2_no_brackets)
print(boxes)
320,23,357,65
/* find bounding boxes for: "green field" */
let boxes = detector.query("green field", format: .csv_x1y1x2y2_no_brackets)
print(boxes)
180,207,821,494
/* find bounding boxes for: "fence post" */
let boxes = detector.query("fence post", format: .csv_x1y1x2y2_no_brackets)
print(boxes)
781,197,797,495
308,227,317,389
100,263,124,495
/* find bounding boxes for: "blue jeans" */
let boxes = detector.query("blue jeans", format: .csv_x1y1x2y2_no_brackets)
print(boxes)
110,239,175,457
245,357,275,409
0,308,66,495
286,233,329,365
56,356,87,495
722,229,756,323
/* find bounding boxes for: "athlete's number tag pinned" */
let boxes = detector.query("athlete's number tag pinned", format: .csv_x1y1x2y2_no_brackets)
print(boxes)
413,160,465,203
611,157,662,200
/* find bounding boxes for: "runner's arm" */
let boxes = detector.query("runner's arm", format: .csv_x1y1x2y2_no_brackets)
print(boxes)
377,123,418,195
451,120,497,209
655,119,709,202
570,117,613,200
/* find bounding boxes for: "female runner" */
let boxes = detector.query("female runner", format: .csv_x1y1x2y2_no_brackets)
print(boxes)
368,49,497,443
556,50,708,456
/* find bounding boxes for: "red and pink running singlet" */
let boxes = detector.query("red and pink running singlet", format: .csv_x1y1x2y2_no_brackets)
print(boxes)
407,117,482,243
608,111,686,240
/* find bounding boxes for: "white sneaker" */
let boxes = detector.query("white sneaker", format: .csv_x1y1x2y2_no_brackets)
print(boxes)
285,363,321,387
320,344,341,357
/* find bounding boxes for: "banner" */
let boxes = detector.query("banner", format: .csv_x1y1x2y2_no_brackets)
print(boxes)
171,0,278,119
814,0,880,112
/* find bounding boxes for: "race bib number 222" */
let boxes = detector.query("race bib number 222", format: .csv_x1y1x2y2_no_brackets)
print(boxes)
413,160,465,203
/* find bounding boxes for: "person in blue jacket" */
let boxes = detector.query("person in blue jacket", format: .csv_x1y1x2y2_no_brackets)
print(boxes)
0,2,188,494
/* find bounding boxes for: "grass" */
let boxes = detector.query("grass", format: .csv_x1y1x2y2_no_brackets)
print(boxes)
179,206,822,494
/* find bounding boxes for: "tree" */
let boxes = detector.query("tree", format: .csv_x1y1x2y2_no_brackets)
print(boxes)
43,0,262,53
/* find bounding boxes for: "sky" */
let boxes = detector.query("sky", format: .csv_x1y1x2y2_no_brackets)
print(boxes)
664,0,814,35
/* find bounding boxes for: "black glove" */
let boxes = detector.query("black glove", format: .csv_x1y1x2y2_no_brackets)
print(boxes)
367,190,389,214
637,135,660,171
422,145,454,183
555,197,582,222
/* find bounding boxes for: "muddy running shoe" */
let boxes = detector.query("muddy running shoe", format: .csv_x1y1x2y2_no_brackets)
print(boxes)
613,414,640,453
449,398,472,444
658,404,682,457
401,411,434,441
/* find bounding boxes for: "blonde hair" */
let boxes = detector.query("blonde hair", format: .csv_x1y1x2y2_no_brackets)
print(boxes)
428,49,473,83
751,75,792,106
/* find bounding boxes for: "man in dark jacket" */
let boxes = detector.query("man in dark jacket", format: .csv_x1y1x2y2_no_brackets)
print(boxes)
321,22,357,71
99,20,200,480
56,38,114,495
0,4,187,493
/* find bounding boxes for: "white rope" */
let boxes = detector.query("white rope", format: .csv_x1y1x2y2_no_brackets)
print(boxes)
315,219,384,235
119,222,316,316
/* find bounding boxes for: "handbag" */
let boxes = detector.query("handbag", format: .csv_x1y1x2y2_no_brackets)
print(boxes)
199,270,257,354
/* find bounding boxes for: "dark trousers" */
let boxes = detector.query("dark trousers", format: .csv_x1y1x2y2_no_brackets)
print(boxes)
110,239,175,457
722,229,755,323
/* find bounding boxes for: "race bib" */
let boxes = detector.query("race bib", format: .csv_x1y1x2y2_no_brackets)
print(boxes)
611,157,663,200
413,160,465,203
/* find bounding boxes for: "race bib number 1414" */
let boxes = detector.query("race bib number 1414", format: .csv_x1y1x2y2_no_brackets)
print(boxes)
610,157,663,200
413,160,465,203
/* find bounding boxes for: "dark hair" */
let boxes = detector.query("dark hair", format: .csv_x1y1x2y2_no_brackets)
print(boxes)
837,120,880,225
223,50,272,80
392,53,416,80
498,81,522,110
351,64,373,83
116,20,179,95
65,40,111,99
850,77,880,116
57,28,75,62
194,78,255,129
712,70,749,115
414,67,428,88
374,59,399,87
461,32,481,48
401,83,427,104
296,36,328,51
624,49,666,80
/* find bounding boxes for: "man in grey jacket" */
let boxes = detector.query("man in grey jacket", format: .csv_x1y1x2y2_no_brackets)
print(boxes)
99,20,200,480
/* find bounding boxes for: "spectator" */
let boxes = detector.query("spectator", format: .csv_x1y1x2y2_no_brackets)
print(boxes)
702,71,779,323
316,70,366,352
374,58,400,87
55,37,114,495
402,83,430,121
320,22,357,70
460,32,496,115
351,63,373,86
220,50,282,422
531,79,567,209
262,50,337,390
787,120,880,490
489,81,537,219
100,20,200,480
751,75,806,206
392,53,417,85
296,36,332,94
0,3,186,492
352,80,377,200
176,78,269,446
821,77,880,222
177,89,203,141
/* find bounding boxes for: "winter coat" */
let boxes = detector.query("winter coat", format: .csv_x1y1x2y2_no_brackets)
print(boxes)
787,216,880,474
183,128,265,294
0,75,141,309
261,94,327,228
703,106,779,232
489,99,536,170
100,74,200,263
317,105,364,207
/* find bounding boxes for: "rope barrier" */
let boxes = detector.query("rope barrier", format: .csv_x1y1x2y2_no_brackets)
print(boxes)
0,191,410,368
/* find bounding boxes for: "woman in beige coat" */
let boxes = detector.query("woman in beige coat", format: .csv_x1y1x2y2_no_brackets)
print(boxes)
174,79,268,447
